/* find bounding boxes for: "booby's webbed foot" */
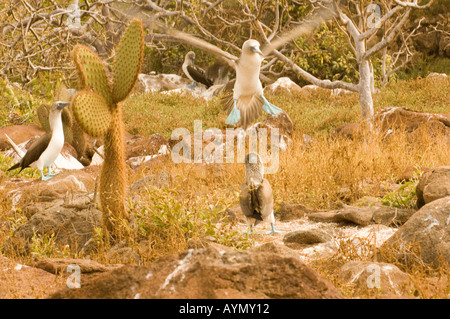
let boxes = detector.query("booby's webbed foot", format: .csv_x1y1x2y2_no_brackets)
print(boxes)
47,167,59,177
265,224,284,235
187,82,197,90
261,95,282,115
265,229,284,235
40,169,54,181
41,174,53,181
225,100,240,125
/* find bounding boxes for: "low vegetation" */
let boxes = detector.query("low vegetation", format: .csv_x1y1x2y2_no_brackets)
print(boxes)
0,74,449,298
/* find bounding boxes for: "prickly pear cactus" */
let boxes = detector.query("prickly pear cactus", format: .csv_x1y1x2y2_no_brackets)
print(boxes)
71,19,144,236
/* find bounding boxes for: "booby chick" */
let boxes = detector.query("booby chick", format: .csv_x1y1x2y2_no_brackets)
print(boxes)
8,101,70,180
222,39,282,129
182,51,213,89
239,152,282,234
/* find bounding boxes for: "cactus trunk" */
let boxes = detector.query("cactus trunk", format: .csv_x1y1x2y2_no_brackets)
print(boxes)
99,104,128,233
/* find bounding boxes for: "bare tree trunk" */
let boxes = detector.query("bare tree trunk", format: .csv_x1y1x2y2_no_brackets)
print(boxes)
358,58,375,120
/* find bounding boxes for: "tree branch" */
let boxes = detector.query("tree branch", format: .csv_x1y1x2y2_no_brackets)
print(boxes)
364,7,411,59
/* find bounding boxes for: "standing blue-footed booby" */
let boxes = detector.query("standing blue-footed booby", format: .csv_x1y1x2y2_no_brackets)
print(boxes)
223,39,282,129
182,51,214,89
8,101,70,180
240,152,282,235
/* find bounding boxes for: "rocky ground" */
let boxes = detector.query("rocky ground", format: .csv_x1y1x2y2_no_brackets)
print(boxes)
0,78,449,299
1,166,448,298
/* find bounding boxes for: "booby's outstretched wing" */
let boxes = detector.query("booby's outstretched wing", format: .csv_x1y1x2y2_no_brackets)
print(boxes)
154,24,238,70
261,7,335,56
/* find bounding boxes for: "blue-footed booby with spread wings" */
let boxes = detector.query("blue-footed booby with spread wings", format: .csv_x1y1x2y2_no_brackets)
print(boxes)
8,101,70,180
156,7,334,129
222,39,282,129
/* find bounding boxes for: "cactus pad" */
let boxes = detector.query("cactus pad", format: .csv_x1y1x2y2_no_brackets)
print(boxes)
111,19,144,103
72,91,112,137
37,104,51,132
73,45,112,106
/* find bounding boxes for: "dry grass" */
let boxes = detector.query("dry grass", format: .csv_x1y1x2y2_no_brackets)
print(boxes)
0,77,449,298
269,126,448,209
310,233,450,299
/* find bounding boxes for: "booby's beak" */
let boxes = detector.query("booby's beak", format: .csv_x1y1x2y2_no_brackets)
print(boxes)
250,45,264,57
57,101,70,110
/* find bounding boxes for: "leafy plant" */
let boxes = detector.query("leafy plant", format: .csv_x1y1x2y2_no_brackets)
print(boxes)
0,153,40,179
30,233,70,259
381,179,419,209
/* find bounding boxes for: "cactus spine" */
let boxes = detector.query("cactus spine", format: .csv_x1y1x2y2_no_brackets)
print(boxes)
71,19,144,237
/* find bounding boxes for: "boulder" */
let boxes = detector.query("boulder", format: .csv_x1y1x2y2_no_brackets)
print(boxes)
333,108,450,141
0,124,45,151
396,166,429,183
416,166,450,208
125,134,170,159
260,111,294,137
374,107,450,134
338,261,415,298
223,205,246,223
136,73,191,93
169,129,227,163
169,122,290,165
336,206,374,226
283,228,332,247
264,77,303,95
250,242,300,259
2,167,98,208
371,206,416,227
379,196,450,268
0,256,63,298
307,205,416,227
33,258,121,275
135,73,220,99
426,72,448,80
307,211,342,223
50,246,344,299
4,196,102,256
275,201,313,221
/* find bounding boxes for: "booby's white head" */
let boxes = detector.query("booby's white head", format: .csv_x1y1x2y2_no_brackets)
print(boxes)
185,51,196,64
241,39,263,58
48,101,70,130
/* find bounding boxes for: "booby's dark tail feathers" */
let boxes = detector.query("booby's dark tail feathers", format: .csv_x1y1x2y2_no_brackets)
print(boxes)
7,161,21,172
